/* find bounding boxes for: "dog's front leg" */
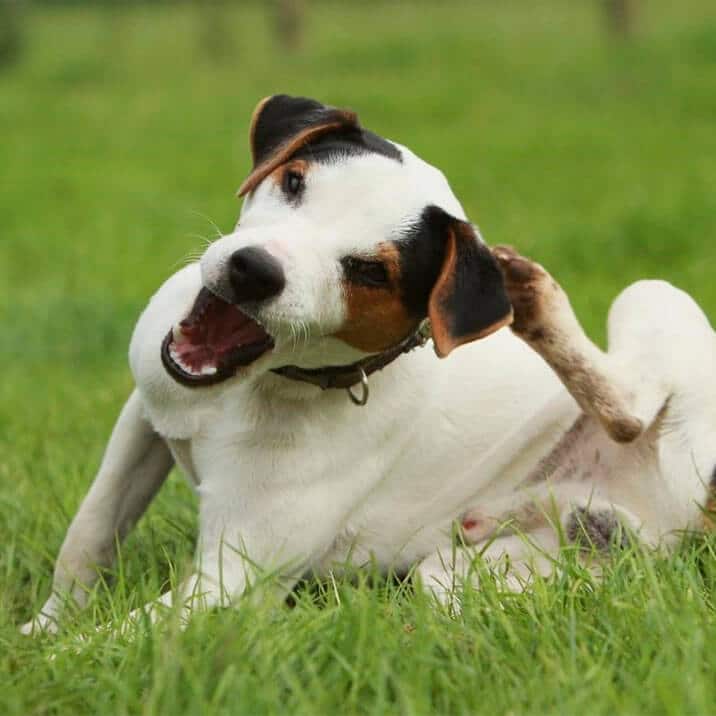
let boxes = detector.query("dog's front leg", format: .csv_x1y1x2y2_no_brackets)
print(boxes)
120,486,341,629
21,389,173,634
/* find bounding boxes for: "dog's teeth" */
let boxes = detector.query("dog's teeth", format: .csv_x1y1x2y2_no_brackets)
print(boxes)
172,324,184,342
201,365,217,376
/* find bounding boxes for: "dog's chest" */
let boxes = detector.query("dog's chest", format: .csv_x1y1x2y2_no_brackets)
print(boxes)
176,391,411,508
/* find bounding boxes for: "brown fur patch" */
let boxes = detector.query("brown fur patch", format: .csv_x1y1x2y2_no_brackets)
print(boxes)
492,246,544,335
270,159,309,191
494,245,644,444
238,111,358,197
427,226,459,357
524,414,592,486
335,243,419,354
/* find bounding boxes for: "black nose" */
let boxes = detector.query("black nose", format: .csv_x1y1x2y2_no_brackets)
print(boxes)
228,247,286,303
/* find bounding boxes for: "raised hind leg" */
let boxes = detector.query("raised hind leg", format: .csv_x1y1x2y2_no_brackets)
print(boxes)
491,246,671,443
469,247,716,547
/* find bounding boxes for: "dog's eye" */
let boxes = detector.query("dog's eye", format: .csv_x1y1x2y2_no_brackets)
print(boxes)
341,257,390,288
283,170,305,198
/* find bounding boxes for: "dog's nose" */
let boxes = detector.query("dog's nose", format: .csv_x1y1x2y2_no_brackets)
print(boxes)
228,247,286,303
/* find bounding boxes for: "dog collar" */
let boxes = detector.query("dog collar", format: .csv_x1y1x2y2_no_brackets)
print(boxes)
271,320,432,406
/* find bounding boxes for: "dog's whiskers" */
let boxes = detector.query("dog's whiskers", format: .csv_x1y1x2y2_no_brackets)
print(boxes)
284,319,312,358
190,211,224,243
170,230,222,271
299,320,312,350
287,322,298,354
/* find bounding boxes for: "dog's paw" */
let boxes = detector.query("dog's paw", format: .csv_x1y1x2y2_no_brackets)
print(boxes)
491,246,566,340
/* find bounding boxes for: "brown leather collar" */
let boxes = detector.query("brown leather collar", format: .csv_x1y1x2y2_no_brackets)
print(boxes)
271,321,431,392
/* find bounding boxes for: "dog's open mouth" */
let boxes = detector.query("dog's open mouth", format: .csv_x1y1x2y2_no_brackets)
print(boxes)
161,288,274,387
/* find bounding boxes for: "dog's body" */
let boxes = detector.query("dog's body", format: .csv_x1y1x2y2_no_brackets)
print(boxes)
23,96,716,632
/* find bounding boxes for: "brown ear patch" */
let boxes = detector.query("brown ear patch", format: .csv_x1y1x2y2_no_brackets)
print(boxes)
334,243,419,354
428,226,461,357
238,95,359,198
428,222,513,358
238,116,356,197
239,94,401,199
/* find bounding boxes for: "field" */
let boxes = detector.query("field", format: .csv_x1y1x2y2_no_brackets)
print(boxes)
2,1,716,713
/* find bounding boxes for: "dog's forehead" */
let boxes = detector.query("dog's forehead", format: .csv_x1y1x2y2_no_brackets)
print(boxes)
240,139,466,255
324,146,465,247
364,141,466,220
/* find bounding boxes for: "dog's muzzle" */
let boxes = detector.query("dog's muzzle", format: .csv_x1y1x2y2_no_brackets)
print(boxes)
162,247,285,387
161,287,275,387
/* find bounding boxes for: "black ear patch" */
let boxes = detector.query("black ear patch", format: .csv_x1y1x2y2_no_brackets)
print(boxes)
250,95,356,167
397,206,513,357
239,94,401,197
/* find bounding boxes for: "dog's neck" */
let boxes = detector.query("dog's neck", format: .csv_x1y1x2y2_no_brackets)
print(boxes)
270,321,432,405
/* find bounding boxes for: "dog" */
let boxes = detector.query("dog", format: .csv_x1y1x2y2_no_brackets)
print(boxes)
22,94,716,633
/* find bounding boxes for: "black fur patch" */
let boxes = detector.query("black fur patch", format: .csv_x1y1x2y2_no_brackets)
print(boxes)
438,220,510,343
340,255,390,288
252,94,401,168
396,206,450,318
292,128,402,164
396,205,511,340
252,95,331,166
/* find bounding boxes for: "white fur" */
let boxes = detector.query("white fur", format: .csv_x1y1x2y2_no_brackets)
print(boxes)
21,138,716,634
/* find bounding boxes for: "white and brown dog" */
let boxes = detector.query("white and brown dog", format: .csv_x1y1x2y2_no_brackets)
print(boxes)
22,95,716,632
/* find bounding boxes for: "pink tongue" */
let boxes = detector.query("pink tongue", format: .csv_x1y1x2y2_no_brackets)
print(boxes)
173,295,268,373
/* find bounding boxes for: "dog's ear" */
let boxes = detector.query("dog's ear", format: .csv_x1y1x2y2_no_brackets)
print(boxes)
238,95,359,197
427,209,513,358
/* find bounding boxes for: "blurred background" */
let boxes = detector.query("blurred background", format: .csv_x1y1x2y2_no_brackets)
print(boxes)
0,1,714,672
2,6,716,708
1,0,716,445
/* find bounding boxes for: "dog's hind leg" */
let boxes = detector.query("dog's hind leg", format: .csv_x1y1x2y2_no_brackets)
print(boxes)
493,247,672,444
416,528,561,608
461,479,655,550
21,389,173,635
423,496,651,608
482,252,716,542
460,414,654,545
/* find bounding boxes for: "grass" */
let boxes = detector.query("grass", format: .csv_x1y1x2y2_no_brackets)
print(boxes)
2,1,716,713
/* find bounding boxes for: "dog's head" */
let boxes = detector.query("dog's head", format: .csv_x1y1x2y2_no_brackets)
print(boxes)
161,95,512,388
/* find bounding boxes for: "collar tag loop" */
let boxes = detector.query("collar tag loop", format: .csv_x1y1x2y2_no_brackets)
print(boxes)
346,367,369,406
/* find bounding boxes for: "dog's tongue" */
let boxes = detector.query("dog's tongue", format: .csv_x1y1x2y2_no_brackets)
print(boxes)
171,288,269,375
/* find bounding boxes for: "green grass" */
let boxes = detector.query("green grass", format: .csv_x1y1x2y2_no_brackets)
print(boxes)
2,1,716,713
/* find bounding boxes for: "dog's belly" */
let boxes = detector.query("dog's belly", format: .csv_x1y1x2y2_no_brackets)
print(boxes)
316,413,576,573
312,333,579,573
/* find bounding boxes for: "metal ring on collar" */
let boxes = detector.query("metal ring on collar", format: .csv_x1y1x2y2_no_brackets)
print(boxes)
347,368,369,406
